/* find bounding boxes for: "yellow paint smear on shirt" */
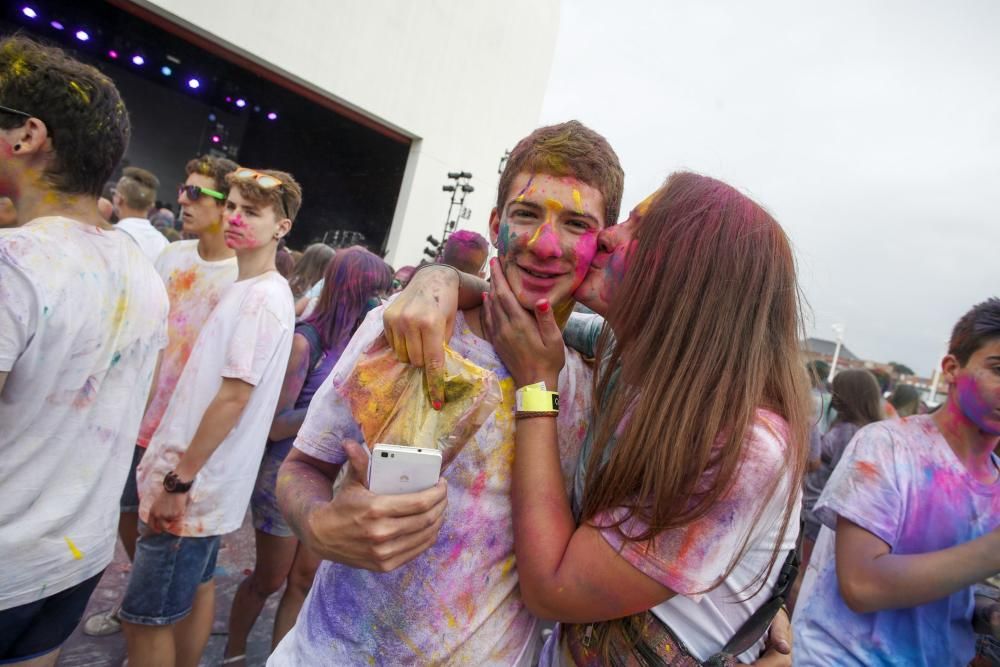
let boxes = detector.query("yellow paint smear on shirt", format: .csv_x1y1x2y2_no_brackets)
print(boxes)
64,536,84,560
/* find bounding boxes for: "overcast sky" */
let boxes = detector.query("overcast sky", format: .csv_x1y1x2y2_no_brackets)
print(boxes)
539,0,997,377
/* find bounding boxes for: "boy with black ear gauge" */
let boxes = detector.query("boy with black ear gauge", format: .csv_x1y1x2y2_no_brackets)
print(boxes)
0,36,169,666
119,168,300,667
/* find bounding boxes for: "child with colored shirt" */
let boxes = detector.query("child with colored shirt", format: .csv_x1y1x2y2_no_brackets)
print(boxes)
120,168,301,667
794,298,1000,666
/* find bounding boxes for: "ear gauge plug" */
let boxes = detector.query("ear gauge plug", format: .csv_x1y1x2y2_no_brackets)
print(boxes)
13,144,21,151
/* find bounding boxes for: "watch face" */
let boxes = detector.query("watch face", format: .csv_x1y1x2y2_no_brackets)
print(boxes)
164,473,177,491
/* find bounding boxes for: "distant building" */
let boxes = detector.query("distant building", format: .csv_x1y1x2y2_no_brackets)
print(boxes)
802,337,949,405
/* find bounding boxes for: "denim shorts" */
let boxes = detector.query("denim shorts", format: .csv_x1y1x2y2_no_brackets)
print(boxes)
118,522,221,626
250,448,294,538
0,570,104,662
119,444,145,513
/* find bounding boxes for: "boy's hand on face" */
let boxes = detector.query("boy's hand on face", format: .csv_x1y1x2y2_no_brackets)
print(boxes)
383,266,460,408
305,440,448,572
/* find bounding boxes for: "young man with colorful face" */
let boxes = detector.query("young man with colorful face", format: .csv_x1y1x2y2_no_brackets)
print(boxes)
0,36,169,665
794,297,1000,666
84,155,240,637
268,121,623,665
119,168,299,667
113,166,168,262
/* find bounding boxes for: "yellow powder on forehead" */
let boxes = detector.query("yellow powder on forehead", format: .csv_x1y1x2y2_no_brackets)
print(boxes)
544,197,564,212
572,189,583,214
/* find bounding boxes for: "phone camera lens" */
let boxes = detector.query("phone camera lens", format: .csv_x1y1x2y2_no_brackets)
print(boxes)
380,452,388,458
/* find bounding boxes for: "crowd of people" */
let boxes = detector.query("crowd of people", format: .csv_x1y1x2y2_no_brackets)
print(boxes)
1,33,998,667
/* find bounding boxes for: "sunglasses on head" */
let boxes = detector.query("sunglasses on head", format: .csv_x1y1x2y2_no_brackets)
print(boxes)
232,168,283,189
178,184,226,202
231,167,290,218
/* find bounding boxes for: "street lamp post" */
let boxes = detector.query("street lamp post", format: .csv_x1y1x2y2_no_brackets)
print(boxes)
827,323,845,383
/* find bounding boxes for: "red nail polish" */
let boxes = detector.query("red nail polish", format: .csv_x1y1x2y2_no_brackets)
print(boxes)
432,400,443,411
538,301,550,312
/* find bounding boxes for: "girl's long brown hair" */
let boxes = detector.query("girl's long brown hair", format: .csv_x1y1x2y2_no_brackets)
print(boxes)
830,369,884,426
585,172,810,609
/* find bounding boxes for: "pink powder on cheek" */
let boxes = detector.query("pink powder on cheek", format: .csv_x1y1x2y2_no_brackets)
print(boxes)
955,375,1000,435
572,232,598,284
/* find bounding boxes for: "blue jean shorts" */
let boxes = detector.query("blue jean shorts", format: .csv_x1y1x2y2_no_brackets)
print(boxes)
118,522,221,626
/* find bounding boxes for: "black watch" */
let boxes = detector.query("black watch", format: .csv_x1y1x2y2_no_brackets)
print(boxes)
163,470,193,494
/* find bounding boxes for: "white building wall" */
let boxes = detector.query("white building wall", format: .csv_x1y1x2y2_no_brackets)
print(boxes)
142,0,561,266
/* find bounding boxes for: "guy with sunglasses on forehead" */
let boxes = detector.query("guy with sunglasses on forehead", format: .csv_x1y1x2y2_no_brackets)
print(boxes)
83,154,241,637
120,167,299,667
0,36,169,665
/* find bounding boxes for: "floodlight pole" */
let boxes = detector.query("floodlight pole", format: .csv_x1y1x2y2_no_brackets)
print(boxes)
827,324,845,383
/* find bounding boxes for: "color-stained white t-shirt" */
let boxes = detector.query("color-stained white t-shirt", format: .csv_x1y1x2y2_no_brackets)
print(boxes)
116,216,168,263
0,216,168,609
793,415,1000,666
138,271,294,536
137,240,237,448
269,307,593,666
541,409,799,665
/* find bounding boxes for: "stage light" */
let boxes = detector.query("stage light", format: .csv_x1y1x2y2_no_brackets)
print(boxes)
131,55,144,66
50,20,64,30
160,66,172,76
187,78,200,90
253,105,260,112
266,112,277,121
208,113,217,122
224,96,232,103
21,7,37,19
235,98,246,108
108,50,118,59
211,135,221,144
74,30,89,42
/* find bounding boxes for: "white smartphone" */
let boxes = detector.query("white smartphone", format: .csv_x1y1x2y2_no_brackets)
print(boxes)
367,444,443,495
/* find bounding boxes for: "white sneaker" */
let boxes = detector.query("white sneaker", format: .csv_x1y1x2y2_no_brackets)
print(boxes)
82,608,122,636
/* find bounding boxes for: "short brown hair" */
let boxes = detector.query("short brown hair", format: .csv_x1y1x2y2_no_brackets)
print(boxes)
117,166,159,210
497,120,624,227
185,155,238,195
0,35,130,197
949,297,1000,366
225,168,302,222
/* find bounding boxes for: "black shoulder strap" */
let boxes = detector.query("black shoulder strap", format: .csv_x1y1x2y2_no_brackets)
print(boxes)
295,322,324,371
717,522,802,658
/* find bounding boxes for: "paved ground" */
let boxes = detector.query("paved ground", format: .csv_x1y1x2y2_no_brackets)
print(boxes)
60,512,278,667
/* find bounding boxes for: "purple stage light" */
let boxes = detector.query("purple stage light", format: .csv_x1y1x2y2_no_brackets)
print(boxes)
235,98,246,108
266,112,277,121
108,50,119,59
225,96,232,103
211,135,221,144
187,78,201,90
50,20,64,30
74,30,89,41
131,55,145,66
21,7,38,19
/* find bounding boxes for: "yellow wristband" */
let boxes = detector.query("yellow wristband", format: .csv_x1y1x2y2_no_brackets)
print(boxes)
515,382,560,413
